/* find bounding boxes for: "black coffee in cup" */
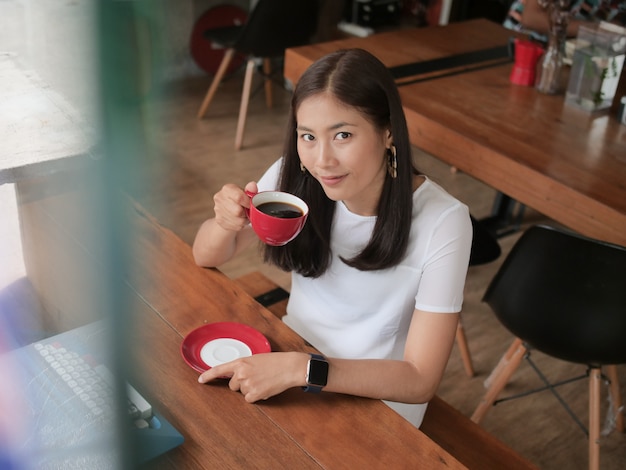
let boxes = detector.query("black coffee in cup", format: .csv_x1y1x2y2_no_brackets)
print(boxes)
257,202,303,219
246,190,309,246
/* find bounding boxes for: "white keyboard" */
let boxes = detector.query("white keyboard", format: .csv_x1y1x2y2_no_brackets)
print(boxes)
34,340,156,428
9,321,184,466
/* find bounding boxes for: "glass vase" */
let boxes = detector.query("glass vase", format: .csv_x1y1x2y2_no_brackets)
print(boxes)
535,0,571,94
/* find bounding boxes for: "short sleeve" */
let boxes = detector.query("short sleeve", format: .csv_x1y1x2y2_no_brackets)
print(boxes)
257,158,283,192
414,203,472,313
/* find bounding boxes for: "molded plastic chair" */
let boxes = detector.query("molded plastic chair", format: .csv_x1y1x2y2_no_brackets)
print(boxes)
471,225,626,470
469,215,501,266
197,0,320,150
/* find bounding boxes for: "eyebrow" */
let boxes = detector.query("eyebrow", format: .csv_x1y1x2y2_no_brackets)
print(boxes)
296,122,356,132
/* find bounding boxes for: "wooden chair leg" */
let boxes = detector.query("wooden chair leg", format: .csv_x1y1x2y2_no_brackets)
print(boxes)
589,368,602,470
235,59,255,150
455,321,474,377
483,336,524,390
605,365,624,432
263,58,273,109
197,48,235,119
471,338,526,424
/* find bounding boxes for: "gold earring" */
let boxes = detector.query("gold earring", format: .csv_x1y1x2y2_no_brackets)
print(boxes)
300,161,306,173
387,145,397,179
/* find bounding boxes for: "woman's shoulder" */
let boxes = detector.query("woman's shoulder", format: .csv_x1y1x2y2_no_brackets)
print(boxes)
412,177,470,225
413,177,467,209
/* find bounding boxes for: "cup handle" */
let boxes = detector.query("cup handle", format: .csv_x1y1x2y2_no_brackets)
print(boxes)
244,189,257,218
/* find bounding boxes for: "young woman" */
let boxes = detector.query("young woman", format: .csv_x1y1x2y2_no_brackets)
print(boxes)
192,48,472,428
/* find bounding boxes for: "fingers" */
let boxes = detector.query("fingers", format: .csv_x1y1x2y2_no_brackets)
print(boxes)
198,368,260,402
197,357,269,403
231,378,268,403
198,363,231,384
213,184,252,232
244,181,258,198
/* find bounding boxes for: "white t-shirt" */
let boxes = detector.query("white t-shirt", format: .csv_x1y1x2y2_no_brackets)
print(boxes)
257,158,472,427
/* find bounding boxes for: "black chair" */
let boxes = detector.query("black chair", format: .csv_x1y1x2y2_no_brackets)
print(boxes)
469,215,501,266
197,0,320,150
470,225,626,470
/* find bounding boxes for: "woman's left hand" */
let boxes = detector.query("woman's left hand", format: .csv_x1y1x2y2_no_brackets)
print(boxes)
198,352,308,403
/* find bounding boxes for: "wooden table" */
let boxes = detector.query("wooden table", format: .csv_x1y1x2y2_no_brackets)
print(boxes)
122,200,467,468
284,19,626,247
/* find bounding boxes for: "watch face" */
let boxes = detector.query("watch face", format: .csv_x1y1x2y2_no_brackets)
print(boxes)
307,358,329,387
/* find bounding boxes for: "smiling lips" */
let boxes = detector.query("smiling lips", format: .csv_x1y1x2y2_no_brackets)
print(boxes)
318,174,347,186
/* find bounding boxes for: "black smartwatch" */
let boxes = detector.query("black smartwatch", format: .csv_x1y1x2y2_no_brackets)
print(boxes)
303,353,329,393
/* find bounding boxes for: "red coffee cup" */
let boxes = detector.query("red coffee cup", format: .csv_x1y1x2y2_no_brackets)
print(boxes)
245,190,309,246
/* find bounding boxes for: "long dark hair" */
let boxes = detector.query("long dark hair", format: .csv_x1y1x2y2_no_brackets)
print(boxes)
264,48,418,277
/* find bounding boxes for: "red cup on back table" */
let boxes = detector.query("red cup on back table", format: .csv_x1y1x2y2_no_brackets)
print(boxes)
245,190,309,246
510,38,544,87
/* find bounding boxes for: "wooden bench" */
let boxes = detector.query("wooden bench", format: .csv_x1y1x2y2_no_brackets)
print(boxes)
233,271,290,319
421,395,537,469
234,271,537,470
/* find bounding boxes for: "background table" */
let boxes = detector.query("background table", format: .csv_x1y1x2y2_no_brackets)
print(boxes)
284,19,626,247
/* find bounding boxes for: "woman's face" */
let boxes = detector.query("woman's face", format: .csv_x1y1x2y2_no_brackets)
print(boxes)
296,92,392,216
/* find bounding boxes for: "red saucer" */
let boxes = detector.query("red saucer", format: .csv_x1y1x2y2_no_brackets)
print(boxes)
181,322,271,373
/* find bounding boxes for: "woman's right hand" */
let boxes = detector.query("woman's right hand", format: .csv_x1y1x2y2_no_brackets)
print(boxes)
192,181,259,267
213,181,258,233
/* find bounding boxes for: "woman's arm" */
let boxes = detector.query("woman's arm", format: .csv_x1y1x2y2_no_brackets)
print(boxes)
192,182,258,267
322,309,459,403
198,309,459,405
521,0,589,36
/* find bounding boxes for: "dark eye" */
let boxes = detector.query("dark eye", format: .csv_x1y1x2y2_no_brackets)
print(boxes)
300,133,315,142
335,132,351,140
